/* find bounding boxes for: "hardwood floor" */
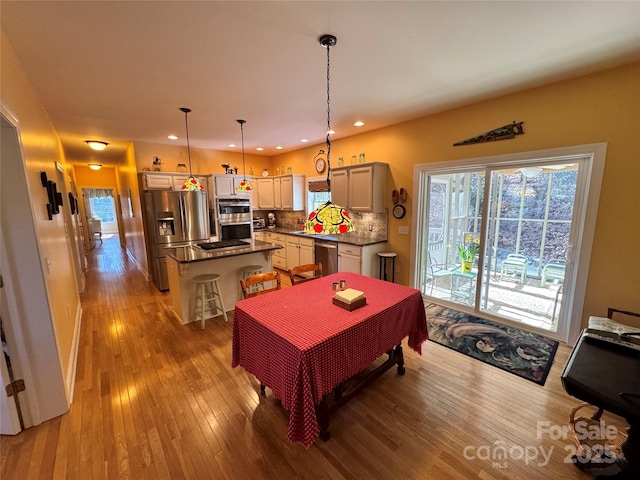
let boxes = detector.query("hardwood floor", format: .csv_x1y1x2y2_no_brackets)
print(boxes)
0,237,624,479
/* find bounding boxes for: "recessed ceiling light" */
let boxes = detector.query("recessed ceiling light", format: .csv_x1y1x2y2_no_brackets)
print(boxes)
256,147,264,151
275,146,283,150
168,135,178,140
85,140,108,151
353,121,365,127
300,138,308,143
327,130,335,135
228,143,237,148
88,164,102,170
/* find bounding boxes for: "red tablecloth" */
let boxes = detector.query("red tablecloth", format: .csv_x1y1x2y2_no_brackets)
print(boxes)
231,272,428,447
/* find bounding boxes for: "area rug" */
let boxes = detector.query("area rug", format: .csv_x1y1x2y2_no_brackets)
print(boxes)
425,303,559,385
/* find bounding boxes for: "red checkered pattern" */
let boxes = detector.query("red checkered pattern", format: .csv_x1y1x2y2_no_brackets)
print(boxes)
231,272,428,447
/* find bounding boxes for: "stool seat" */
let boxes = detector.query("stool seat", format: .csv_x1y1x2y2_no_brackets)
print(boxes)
194,273,221,283
377,252,397,282
240,265,263,274
193,273,227,329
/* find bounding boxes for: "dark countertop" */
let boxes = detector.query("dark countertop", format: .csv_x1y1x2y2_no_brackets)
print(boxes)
257,227,387,246
166,240,282,264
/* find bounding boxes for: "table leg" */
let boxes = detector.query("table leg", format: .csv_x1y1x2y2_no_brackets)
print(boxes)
316,400,331,441
395,344,405,375
314,343,406,441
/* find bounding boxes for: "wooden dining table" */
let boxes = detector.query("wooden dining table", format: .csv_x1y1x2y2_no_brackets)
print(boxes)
231,272,429,447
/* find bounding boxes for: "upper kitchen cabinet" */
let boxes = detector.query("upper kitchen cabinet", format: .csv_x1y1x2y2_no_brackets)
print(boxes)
141,172,208,191
280,175,305,210
256,174,305,210
330,162,388,213
211,174,251,198
256,177,275,209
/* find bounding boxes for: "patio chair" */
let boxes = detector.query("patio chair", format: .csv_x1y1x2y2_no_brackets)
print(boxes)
424,251,455,295
542,259,567,287
500,253,528,283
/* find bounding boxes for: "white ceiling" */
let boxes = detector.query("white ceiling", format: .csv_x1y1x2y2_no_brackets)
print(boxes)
2,1,640,165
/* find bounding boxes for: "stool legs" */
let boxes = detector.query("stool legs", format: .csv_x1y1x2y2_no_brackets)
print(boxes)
194,278,228,329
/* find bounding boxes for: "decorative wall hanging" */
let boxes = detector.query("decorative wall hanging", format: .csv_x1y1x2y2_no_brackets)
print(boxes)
40,171,60,220
453,121,524,146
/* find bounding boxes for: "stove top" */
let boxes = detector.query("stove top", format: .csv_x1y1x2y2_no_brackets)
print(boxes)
197,240,250,250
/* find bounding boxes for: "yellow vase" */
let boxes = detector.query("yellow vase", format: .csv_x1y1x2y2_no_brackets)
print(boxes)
461,261,473,273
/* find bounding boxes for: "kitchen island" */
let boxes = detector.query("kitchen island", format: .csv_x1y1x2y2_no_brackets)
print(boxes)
165,240,282,325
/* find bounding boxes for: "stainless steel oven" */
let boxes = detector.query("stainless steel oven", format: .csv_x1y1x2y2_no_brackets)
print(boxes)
217,198,252,240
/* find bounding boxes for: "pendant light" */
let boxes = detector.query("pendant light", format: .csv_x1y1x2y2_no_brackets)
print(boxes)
179,107,203,191
304,34,354,235
235,119,253,192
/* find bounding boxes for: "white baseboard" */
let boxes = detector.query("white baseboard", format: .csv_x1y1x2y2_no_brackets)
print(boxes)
65,303,82,404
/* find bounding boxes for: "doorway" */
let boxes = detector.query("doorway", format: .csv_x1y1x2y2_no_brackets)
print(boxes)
82,188,119,247
412,144,606,344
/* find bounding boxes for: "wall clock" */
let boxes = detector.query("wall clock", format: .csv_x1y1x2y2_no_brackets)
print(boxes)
392,204,406,219
315,157,326,173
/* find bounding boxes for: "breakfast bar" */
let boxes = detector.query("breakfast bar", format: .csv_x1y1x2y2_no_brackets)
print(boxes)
165,240,282,325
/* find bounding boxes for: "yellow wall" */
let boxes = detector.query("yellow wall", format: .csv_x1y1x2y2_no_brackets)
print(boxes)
115,143,148,275
74,164,117,187
1,30,77,418
133,140,272,177
272,62,640,324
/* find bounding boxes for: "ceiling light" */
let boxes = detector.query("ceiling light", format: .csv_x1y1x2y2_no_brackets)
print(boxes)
235,120,253,193
88,164,102,170
85,140,108,151
327,129,335,135
178,107,203,191
304,34,354,236
228,143,237,148
275,146,283,150
256,147,264,151
354,121,365,127
300,138,309,143
168,135,178,140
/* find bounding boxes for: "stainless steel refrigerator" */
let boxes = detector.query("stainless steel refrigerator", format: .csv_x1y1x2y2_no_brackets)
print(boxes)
144,190,209,291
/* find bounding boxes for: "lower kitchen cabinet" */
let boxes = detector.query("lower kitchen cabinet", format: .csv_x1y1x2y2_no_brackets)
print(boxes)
286,235,314,270
338,242,388,277
268,232,287,270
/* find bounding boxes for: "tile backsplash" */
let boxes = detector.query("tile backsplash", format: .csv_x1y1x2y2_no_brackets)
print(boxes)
253,209,388,237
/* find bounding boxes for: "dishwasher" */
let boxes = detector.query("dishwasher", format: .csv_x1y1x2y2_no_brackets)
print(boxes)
314,240,338,275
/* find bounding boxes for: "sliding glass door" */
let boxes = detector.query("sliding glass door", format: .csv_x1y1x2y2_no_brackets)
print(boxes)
414,147,600,343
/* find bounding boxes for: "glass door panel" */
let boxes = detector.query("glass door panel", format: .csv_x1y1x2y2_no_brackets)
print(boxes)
420,161,581,335
478,164,578,332
420,170,485,306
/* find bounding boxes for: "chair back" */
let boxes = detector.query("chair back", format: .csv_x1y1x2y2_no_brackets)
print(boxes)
288,263,323,285
240,271,281,299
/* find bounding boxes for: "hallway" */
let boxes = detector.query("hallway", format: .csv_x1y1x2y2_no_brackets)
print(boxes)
0,237,609,479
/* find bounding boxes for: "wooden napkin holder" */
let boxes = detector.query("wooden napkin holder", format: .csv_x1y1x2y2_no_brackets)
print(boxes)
332,296,367,311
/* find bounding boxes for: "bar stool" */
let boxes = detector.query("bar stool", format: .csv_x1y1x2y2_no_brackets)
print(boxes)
193,273,228,329
377,252,397,283
240,265,264,293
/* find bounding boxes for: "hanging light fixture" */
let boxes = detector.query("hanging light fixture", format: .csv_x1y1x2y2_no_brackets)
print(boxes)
179,107,203,191
235,119,253,192
304,34,354,235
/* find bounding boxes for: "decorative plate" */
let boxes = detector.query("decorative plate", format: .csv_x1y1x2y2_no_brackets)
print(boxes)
399,187,408,203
